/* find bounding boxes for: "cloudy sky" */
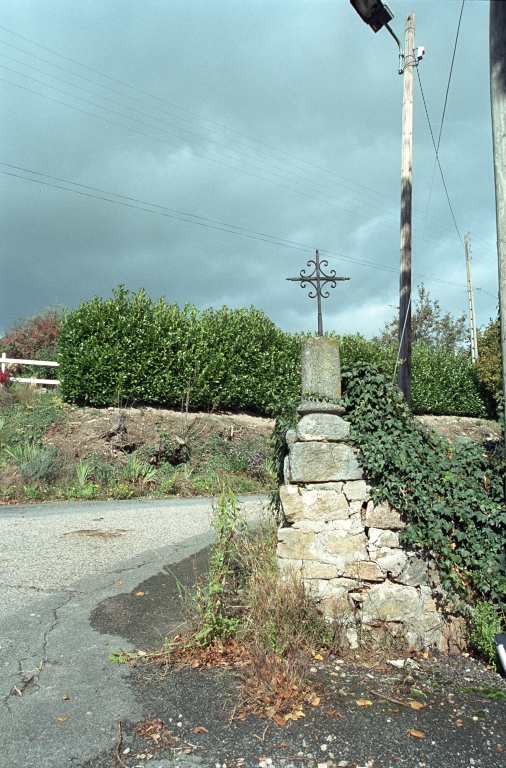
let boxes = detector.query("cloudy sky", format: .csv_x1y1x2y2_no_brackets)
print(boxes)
0,0,498,340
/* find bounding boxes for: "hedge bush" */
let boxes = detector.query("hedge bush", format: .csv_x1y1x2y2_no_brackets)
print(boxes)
57,287,488,417
58,287,300,414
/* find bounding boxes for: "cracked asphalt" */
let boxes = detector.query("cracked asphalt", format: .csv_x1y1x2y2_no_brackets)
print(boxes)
1,495,505,768
0,496,267,768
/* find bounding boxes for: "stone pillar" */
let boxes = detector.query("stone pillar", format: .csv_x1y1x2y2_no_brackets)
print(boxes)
277,335,453,651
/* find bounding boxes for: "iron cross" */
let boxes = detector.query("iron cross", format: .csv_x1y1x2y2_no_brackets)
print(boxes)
287,250,350,336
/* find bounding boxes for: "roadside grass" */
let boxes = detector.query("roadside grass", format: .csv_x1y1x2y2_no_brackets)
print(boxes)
0,386,275,504
141,492,340,724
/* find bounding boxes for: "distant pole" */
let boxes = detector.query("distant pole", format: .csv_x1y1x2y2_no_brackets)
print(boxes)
465,234,479,363
490,3,506,450
316,250,323,336
398,12,415,407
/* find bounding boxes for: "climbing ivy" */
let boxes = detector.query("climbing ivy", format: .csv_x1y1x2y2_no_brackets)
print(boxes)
341,362,506,610
272,362,506,610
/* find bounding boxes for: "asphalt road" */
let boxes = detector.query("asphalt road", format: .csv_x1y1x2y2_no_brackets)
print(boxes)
1,495,505,768
0,496,268,768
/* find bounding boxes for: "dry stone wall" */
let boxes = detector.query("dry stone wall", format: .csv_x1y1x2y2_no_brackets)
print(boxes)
277,412,455,651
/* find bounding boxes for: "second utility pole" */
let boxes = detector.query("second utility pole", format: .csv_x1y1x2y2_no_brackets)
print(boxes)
398,12,415,406
465,234,479,363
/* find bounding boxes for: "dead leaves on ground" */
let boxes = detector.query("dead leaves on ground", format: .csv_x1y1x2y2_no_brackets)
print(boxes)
133,719,178,748
407,729,426,739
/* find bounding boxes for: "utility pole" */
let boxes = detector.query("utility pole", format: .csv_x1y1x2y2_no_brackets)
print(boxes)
464,234,479,363
398,12,415,407
490,2,506,462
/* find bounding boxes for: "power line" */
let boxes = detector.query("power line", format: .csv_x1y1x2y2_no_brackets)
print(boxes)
2,69,490,267
0,54,468,256
1,161,484,293
0,26,496,262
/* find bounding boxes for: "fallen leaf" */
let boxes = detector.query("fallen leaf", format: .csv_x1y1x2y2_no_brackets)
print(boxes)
272,715,286,727
455,719,463,727
497,745,503,754
237,713,247,720
409,701,426,710
325,710,343,717
376,665,387,671
388,709,400,713
311,697,321,707
116,580,124,585
135,591,145,596
407,729,425,739
62,695,69,701
313,653,323,661
284,710,305,721
191,661,200,669
356,699,373,706
422,652,429,659
192,726,208,734
58,716,68,722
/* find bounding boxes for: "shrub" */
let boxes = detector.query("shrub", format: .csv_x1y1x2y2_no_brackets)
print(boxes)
469,602,504,665
411,346,486,417
58,287,301,414
475,317,501,418
0,306,62,380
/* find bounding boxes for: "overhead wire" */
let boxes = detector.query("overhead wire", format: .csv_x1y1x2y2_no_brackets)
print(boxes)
0,58,457,249
1,161,480,292
1,65,491,266
0,26,497,262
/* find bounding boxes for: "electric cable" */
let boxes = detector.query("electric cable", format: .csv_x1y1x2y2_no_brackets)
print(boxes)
1,162,480,292
0,25,495,261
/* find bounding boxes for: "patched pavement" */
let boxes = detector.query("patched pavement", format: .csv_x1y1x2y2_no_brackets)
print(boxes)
1,495,505,768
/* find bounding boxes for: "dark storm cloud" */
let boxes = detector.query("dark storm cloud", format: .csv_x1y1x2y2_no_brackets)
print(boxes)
0,0,498,338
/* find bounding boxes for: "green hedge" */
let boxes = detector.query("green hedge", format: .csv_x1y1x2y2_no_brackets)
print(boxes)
58,287,488,417
58,287,301,414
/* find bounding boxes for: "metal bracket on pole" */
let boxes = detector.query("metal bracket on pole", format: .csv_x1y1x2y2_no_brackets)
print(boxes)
385,22,404,73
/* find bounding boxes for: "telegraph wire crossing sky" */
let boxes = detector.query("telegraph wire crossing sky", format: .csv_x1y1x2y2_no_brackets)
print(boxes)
0,0,499,338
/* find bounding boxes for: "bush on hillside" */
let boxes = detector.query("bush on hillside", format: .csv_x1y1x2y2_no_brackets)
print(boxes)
58,287,300,414
57,287,488,417
0,306,63,380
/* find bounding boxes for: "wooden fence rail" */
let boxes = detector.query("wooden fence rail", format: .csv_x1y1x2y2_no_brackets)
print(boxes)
1,352,60,386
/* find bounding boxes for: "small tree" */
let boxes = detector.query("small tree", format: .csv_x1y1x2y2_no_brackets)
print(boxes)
374,284,469,355
0,306,63,381
475,316,501,416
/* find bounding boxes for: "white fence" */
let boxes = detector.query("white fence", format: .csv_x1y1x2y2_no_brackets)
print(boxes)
1,352,60,386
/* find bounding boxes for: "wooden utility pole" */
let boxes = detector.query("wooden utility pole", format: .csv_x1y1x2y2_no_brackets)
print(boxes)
490,2,506,448
464,234,479,363
398,12,415,406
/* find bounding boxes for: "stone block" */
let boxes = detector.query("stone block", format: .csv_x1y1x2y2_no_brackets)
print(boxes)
368,528,400,548
289,441,363,483
306,482,343,491
298,400,346,416
343,560,384,581
296,413,350,442
285,429,297,451
280,484,349,523
374,549,407,578
361,581,422,623
301,336,341,400
277,558,339,580
301,561,340,579
283,455,291,484
305,577,357,600
395,555,428,587
343,480,368,501
364,500,406,530
327,532,368,558
277,527,316,561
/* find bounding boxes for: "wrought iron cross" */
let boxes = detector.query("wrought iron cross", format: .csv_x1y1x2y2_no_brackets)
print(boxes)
287,250,350,336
